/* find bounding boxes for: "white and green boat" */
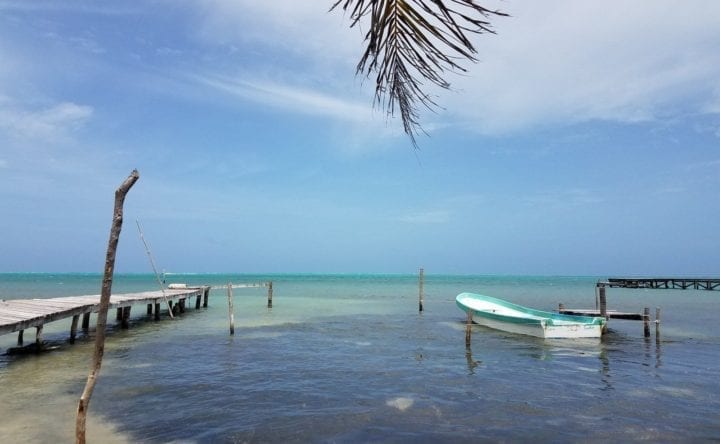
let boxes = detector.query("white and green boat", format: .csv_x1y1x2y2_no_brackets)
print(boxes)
456,292,606,339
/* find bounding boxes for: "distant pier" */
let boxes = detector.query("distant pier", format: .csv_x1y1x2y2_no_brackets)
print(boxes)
0,287,211,349
560,277,719,336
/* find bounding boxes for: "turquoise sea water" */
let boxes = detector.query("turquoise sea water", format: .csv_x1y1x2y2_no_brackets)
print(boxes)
1,273,719,442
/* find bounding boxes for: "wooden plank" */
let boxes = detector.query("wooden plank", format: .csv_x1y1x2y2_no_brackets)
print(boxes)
559,308,643,320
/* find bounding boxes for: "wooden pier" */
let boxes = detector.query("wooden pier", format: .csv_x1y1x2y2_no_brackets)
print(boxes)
605,277,720,291
0,287,210,348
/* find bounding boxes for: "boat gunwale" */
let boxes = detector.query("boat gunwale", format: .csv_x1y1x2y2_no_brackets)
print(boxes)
456,292,605,327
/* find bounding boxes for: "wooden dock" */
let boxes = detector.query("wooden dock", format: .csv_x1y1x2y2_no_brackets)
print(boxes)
0,287,210,348
604,277,720,291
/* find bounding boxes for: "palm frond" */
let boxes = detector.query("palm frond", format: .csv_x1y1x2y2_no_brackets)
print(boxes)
331,0,508,147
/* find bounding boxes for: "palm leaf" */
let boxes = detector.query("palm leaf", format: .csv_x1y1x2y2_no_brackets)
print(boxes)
331,0,508,147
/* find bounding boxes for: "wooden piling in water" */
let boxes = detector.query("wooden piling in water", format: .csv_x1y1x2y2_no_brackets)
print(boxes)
203,287,209,308
116,308,123,321
121,307,131,329
655,307,661,337
82,313,90,330
418,268,424,312
147,304,153,315
643,307,650,337
70,315,80,343
267,281,273,309
35,325,43,347
17,329,23,346
227,283,235,335
195,294,201,309
598,285,608,333
154,302,161,321
465,310,473,346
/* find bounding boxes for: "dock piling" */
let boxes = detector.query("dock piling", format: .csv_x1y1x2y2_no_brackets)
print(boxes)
17,329,23,346
465,310,473,347
70,315,80,343
154,302,161,321
598,284,608,333
267,281,273,309
35,325,43,347
227,283,235,335
655,307,661,337
643,307,650,337
121,307,131,329
82,313,90,330
419,267,425,312
147,304,153,315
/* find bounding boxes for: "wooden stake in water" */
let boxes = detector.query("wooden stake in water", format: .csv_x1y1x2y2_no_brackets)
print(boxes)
267,281,273,309
418,267,425,312
465,310,473,347
598,284,608,334
655,307,661,338
643,307,650,337
227,283,235,335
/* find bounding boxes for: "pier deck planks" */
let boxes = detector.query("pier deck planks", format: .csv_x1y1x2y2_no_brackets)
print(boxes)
0,288,209,336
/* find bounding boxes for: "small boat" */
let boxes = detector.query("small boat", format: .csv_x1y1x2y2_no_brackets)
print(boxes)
456,292,605,339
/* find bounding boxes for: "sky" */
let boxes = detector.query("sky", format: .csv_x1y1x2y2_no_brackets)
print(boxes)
0,0,719,275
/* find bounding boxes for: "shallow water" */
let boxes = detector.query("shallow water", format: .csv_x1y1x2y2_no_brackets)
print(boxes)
1,274,719,442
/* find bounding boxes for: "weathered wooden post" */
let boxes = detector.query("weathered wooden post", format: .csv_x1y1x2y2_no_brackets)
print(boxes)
418,267,425,312
154,302,161,321
17,330,23,346
643,307,650,337
121,307,131,329
195,294,201,309
81,313,90,330
227,283,235,335
267,281,273,309
655,307,661,337
70,315,80,343
203,287,209,308
147,304,153,315
77,169,139,444
36,325,44,348
465,310,473,347
598,284,608,333
116,308,123,321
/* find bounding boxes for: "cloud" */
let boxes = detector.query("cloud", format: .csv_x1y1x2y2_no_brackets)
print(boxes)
398,210,450,225
441,0,720,134
0,101,93,140
193,73,373,123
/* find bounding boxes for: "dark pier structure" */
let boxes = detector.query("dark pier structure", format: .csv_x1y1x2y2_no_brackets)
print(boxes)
560,277,719,336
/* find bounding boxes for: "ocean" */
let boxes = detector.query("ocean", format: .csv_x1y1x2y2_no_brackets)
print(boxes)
0,273,718,442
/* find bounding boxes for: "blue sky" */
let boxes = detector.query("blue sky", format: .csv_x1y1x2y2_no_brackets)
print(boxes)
0,0,719,275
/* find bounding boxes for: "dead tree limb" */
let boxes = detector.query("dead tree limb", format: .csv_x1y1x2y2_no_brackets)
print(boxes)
76,169,139,444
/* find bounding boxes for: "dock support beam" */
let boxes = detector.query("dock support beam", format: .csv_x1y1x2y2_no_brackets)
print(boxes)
70,315,80,343
147,304,153,315
36,325,43,347
203,287,209,308
82,313,90,330
121,307,131,329
17,329,24,346
195,294,201,309
154,302,161,321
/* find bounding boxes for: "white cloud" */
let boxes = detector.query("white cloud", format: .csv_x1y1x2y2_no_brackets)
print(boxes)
398,210,450,225
442,0,720,133
0,101,93,140
193,73,373,123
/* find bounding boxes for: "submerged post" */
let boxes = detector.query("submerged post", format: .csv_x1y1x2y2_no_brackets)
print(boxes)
227,283,235,335
465,310,473,347
267,281,273,309
643,307,650,337
418,267,425,312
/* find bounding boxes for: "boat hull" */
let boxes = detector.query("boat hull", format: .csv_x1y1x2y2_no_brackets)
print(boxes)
456,292,604,339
